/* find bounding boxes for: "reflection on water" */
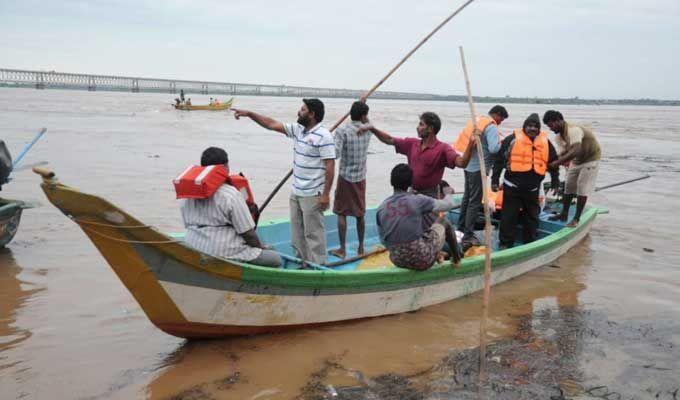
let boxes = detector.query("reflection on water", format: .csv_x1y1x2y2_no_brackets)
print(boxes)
144,244,590,399
0,248,42,361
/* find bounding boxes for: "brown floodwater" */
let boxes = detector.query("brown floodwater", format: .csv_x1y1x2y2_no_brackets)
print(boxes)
0,88,678,399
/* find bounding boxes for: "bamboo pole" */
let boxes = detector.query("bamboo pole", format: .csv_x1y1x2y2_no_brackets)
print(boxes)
258,0,478,214
458,46,493,385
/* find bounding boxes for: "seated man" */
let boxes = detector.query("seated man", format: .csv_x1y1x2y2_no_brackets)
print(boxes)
180,147,282,267
377,164,460,271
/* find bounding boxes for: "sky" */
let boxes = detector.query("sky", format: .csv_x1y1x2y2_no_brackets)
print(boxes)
1,0,679,100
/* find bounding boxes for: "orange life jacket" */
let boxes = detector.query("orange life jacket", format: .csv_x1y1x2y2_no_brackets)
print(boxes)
453,115,497,154
508,129,549,175
488,188,503,211
174,165,258,221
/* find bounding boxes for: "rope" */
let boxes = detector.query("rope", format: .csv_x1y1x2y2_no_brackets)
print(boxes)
71,217,152,229
79,224,179,244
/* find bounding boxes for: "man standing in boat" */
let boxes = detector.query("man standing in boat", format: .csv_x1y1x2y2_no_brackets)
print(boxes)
361,112,476,195
377,164,461,270
331,101,371,259
360,112,476,227
543,110,601,227
453,105,508,250
233,99,335,264
491,113,560,248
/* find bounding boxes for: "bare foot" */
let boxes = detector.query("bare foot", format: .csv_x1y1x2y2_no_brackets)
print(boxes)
566,219,579,228
330,248,346,258
357,246,365,256
436,251,448,264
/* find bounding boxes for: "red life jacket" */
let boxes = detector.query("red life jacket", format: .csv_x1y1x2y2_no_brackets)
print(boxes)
173,165,259,222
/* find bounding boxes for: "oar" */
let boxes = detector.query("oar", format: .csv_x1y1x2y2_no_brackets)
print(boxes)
12,128,47,170
324,246,387,268
459,46,494,385
595,174,650,192
258,0,479,215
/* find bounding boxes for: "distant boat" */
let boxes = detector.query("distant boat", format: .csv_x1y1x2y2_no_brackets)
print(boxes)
34,168,603,339
173,98,233,111
0,199,26,247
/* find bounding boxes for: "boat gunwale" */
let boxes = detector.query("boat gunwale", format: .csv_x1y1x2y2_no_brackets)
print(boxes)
40,179,597,293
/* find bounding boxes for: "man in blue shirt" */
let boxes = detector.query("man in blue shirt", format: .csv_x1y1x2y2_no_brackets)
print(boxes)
453,105,508,249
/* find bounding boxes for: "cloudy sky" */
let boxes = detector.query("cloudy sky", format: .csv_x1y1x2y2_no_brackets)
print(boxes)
1,0,678,99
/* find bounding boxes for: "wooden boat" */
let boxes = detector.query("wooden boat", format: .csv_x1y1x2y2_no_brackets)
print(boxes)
173,98,233,111
0,198,26,247
34,168,603,339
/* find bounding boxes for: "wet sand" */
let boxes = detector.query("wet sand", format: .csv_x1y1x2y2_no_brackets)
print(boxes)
0,88,679,399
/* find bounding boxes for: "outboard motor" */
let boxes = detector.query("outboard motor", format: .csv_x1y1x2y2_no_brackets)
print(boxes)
0,141,12,191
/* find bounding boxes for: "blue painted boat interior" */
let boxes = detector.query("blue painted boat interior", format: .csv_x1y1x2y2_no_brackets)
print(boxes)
253,200,576,271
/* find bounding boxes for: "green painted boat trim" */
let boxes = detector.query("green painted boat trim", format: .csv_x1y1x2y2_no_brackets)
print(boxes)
222,207,597,292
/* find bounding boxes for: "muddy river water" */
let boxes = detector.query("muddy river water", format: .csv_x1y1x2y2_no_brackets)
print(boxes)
1,88,679,399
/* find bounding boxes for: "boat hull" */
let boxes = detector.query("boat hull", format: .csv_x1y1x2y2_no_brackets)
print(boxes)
0,200,23,247
173,99,233,111
36,172,598,338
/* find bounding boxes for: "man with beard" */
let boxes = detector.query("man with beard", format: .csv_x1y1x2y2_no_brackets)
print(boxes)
543,110,602,227
360,112,476,199
232,99,335,265
491,113,560,248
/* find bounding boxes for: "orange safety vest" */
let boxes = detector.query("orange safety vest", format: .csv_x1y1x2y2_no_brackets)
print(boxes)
508,129,549,175
453,115,497,154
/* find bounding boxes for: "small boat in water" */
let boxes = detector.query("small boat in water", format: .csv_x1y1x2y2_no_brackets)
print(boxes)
0,198,28,247
173,98,233,111
34,168,603,339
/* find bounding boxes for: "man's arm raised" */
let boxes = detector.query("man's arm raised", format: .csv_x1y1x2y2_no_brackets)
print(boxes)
359,124,395,146
233,109,286,135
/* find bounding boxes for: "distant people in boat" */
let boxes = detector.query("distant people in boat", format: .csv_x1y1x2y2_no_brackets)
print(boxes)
377,164,461,270
331,101,371,259
174,98,181,107
180,89,185,103
186,98,192,106
209,97,214,106
359,111,476,228
214,98,221,106
543,110,602,227
179,147,282,267
232,99,335,265
454,105,508,250
491,113,560,249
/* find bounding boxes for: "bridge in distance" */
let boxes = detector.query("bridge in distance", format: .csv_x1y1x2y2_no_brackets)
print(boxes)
0,68,443,101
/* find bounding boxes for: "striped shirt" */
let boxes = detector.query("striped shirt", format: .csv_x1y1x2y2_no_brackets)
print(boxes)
284,122,336,196
335,120,372,182
180,184,261,261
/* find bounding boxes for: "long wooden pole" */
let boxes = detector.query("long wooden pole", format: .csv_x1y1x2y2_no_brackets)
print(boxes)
458,46,493,385
258,0,478,215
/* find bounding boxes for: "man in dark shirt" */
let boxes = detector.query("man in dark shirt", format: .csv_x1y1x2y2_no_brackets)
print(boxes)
491,113,559,248
377,164,461,270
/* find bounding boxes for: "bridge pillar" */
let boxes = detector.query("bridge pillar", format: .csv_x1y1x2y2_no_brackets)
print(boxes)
170,82,176,94
88,76,96,91
132,79,139,93
201,84,208,95
36,73,45,89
